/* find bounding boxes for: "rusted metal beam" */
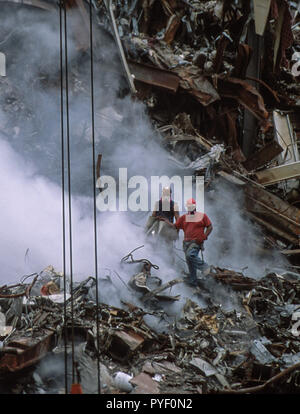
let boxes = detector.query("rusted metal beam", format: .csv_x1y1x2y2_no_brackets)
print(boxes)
246,212,298,245
164,14,181,44
244,183,300,245
245,76,280,103
245,184,300,228
246,195,300,228
0,292,26,299
96,154,102,180
0,330,54,375
255,161,300,185
128,61,180,94
218,77,269,124
243,141,283,171
213,35,230,73
233,44,252,79
0,274,39,298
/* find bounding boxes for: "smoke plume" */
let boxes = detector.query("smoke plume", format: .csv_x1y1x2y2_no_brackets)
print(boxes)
0,4,288,305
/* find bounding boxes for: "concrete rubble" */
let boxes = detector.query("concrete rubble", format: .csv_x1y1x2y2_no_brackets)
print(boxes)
0,0,300,395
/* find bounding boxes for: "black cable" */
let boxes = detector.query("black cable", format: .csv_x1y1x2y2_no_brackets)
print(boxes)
59,0,68,394
63,0,76,386
89,0,101,394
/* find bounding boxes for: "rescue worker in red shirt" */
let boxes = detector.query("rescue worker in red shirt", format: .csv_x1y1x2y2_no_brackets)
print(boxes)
161,198,213,287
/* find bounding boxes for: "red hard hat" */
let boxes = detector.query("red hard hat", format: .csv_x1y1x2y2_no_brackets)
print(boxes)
186,198,196,205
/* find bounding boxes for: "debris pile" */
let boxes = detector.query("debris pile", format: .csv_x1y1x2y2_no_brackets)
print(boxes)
1,261,300,394
97,0,300,160
1,0,299,264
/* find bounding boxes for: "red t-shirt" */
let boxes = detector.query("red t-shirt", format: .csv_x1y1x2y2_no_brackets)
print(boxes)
175,212,212,244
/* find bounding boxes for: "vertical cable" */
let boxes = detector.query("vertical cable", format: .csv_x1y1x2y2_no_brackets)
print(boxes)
89,0,101,394
59,0,68,394
63,0,76,386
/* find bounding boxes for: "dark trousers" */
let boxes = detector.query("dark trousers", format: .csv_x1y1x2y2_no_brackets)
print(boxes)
183,240,206,285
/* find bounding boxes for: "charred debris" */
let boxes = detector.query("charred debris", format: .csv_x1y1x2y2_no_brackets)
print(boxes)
0,0,300,395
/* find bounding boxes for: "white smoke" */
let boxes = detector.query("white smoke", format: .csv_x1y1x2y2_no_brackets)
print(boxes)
0,4,288,297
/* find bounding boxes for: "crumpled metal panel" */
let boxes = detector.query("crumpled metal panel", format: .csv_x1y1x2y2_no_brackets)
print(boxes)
218,76,269,124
